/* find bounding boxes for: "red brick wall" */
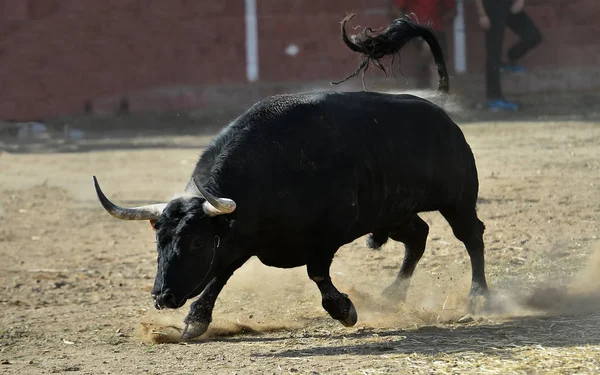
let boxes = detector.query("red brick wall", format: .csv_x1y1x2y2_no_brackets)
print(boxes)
0,0,247,120
0,0,598,121
256,0,391,82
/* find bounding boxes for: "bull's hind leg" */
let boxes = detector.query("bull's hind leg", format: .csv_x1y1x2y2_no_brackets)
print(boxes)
381,215,429,302
307,254,358,327
440,206,489,309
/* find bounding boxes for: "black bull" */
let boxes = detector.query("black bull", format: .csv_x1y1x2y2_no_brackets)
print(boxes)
93,15,490,340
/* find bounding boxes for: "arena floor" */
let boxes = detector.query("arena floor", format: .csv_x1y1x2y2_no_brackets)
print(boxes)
1,116,599,374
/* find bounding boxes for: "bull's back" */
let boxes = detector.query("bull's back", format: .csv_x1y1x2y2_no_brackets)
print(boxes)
250,91,474,196
209,91,477,244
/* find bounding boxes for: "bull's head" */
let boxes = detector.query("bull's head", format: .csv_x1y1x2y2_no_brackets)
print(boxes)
93,176,236,310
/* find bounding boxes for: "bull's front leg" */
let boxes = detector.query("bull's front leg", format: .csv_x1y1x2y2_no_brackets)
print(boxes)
307,255,358,327
181,257,249,340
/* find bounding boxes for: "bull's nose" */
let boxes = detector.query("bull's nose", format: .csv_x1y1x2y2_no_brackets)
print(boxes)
153,290,177,309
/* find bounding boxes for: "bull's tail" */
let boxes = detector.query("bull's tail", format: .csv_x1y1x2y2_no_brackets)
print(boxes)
333,14,450,95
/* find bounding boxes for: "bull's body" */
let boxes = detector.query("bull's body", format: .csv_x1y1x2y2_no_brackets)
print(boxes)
94,15,490,340
189,91,477,268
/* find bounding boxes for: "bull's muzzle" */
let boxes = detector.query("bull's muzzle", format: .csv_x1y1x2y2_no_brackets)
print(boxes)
152,290,180,310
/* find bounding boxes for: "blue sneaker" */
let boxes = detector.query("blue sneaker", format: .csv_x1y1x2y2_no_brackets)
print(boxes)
500,63,526,74
488,99,520,112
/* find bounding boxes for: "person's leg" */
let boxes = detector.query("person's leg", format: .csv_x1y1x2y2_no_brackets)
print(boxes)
502,10,543,72
484,0,506,100
483,0,519,110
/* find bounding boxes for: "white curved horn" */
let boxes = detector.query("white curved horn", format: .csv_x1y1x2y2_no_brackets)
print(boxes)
93,176,167,220
192,177,236,216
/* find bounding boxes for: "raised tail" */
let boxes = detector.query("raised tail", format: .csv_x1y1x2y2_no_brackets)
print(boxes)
333,14,450,95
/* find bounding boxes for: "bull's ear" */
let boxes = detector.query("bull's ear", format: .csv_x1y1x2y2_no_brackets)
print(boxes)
150,219,157,230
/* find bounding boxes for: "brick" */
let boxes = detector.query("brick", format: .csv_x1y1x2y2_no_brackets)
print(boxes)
560,0,599,26
321,1,367,15
258,0,325,16
559,25,600,46
0,0,29,20
261,14,340,45
524,4,558,28
28,0,61,19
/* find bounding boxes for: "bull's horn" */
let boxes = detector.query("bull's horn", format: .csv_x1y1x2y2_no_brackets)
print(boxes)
93,176,167,220
193,177,236,216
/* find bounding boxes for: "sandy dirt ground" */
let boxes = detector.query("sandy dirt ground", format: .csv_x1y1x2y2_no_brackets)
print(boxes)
1,116,600,374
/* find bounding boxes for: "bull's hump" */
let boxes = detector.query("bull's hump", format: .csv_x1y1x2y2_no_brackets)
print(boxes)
255,92,334,112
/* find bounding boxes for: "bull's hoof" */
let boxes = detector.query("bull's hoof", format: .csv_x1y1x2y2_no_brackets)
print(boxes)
180,321,209,341
337,302,358,327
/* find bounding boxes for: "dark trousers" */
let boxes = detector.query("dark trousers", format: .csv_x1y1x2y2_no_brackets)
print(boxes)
484,0,543,100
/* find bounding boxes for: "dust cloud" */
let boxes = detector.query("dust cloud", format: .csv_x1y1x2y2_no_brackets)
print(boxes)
136,246,475,344
330,253,474,329
464,242,600,319
137,242,600,344
518,243,600,315
382,88,470,115
138,313,291,344
137,258,312,344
